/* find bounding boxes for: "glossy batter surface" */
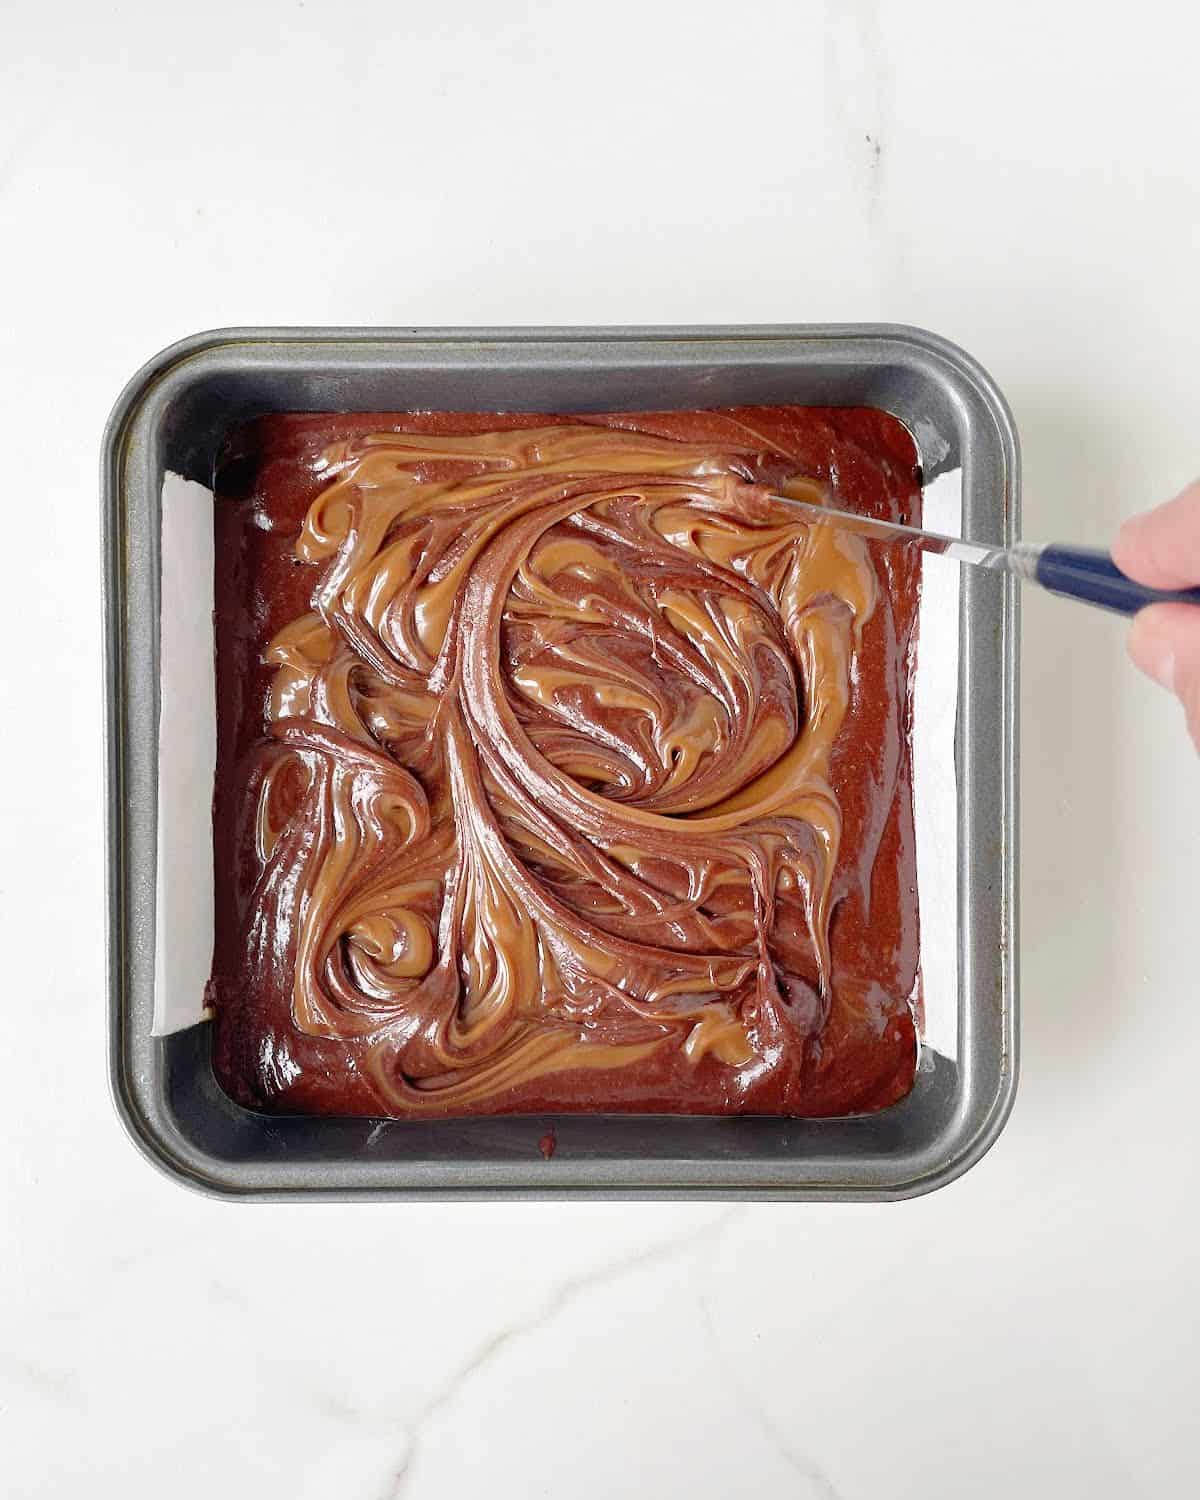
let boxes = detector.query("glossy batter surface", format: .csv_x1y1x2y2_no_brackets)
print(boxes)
208,407,923,1116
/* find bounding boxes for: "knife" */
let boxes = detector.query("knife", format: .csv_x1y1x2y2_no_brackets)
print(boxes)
766,495,1200,618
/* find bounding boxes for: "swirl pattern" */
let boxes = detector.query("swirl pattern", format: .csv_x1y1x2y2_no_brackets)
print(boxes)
210,409,923,1117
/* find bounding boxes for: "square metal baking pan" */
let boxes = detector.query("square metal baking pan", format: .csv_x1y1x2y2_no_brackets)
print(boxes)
103,325,1019,1200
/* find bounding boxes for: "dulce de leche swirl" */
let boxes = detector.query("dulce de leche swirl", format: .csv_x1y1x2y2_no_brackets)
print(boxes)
209,408,923,1117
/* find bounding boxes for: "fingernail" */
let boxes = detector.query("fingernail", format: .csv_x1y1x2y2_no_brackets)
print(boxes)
1112,515,1150,573
1115,515,1143,549
1128,622,1176,691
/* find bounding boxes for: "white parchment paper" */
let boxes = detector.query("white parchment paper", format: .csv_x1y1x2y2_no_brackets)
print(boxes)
153,467,964,1060
153,474,216,1034
911,469,963,1061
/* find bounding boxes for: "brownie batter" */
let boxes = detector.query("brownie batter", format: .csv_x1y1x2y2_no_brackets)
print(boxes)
208,407,923,1117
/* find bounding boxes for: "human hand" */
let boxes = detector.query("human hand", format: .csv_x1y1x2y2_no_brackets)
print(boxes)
1112,480,1200,753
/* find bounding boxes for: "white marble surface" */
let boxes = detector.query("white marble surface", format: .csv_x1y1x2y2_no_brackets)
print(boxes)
3,2,1200,1495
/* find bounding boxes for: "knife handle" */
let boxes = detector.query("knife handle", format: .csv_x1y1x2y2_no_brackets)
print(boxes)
1035,544,1200,617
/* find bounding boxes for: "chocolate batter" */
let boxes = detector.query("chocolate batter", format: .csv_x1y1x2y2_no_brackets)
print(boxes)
208,407,923,1117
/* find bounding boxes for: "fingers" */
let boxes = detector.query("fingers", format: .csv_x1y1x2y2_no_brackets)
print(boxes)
1127,603,1200,754
1115,479,1200,751
1112,479,1200,590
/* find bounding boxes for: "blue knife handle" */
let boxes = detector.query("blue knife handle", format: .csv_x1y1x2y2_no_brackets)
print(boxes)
1035,545,1200,617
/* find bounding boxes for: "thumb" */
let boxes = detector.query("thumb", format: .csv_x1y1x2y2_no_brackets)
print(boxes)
1127,603,1200,754
1113,479,1200,590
